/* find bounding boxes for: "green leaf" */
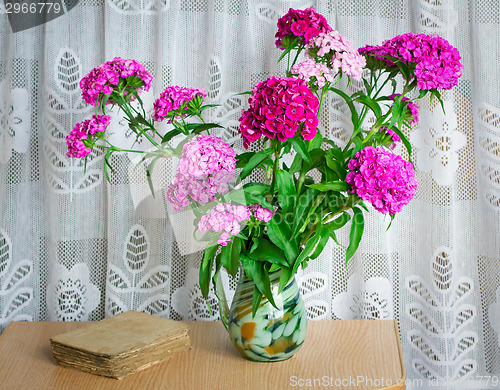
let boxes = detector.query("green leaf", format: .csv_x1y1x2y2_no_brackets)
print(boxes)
250,237,259,253
325,154,347,179
146,155,162,198
252,287,263,318
248,238,288,267
223,188,273,209
220,242,233,274
288,153,303,175
278,266,293,293
276,170,296,213
290,136,312,165
303,148,325,172
242,183,271,196
386,213,396,231
184,122,224,134
292,188,320,238
161,128,183,144
199,245,218,298
235,152,255,168
277,43,297,63
389,126,412,158
345,207,365,264
267,215,299,266
292,232,322,274
356,94,383,119
240,254,277,309
310,226,330,260
229,236,241,276
240,149,273,180
329,87,360,130
307,130,324,151
324,212,351,231
103,149,114,183
307,181,350,192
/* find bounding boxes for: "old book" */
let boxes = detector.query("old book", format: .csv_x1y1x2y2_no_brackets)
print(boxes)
50,311,191,379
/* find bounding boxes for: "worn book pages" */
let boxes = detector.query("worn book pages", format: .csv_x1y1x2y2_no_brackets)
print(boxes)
50,311,191,379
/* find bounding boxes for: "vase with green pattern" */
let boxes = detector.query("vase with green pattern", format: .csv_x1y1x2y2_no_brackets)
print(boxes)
217,270,307,362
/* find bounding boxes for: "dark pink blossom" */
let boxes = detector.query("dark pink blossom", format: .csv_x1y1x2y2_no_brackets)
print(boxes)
239,76,319,148
275,7,332,49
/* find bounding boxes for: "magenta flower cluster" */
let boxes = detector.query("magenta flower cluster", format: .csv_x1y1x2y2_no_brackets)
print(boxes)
66,115,111,158
239,76,319,149
291,59,334,88
359,33,463,90
249,204,274,222
153,86,207,123
388,94,420,125
80,57,152,106
166,135,236,211
198,203,250,246
275,7,332,49
307,31,366,80
346,147,417,214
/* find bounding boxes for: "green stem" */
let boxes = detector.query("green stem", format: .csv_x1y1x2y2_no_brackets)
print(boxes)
296,171,306,197
269,141,281,195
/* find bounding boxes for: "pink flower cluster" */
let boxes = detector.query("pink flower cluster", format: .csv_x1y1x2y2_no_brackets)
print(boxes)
66,115,111,158
166,135,236,211
346,146,417,214
291,59,334,88
239,76,319,149
275,7,332,49
388,94,420,124
307,31,366,80
359,33,463,90
249,204,274,222
198,203,250,246
153,86,207,122
80,57,152,106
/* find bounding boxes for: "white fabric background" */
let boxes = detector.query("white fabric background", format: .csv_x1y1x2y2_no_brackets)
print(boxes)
0,0,499,386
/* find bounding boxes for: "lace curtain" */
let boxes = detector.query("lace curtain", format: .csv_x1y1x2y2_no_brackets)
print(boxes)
0,0,499,386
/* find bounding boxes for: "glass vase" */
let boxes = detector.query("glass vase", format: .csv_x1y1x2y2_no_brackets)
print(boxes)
220,270,307,362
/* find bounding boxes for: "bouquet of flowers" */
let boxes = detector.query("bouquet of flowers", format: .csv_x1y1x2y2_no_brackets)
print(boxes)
68,8,462,321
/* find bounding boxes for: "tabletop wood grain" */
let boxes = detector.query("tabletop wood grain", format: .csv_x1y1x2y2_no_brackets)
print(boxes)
0,320,406,390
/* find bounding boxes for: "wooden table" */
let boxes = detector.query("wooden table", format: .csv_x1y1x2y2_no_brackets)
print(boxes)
0,320,405,390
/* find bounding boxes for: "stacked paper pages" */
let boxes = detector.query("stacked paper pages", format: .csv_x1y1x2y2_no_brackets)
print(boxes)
50,311,191,379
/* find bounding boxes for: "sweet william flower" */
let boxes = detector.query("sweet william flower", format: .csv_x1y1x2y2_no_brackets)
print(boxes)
275,7,332,49
346,146,417,214
307,31,366,80
239,76,319,148
359,33,462,90
66,115,111,158
153,86,207,123
80,57,152,106
198,203,250,246
250,204,274,222
166,135,236,211
291,59,334,88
